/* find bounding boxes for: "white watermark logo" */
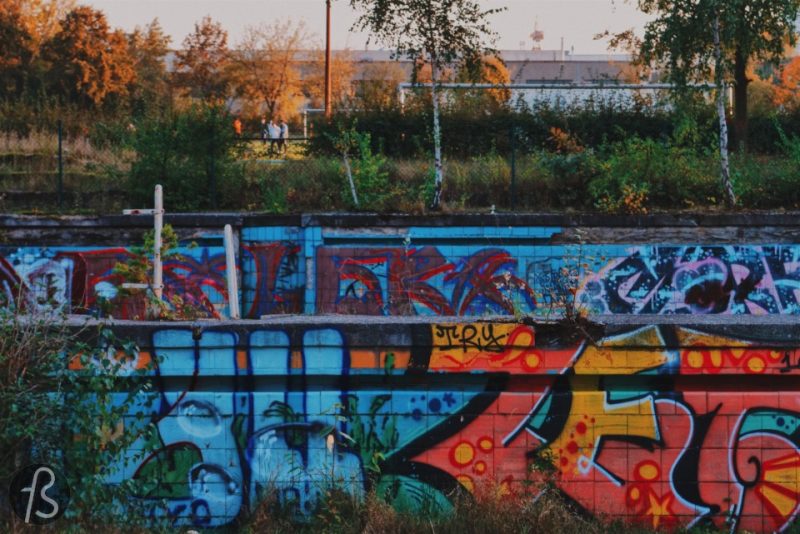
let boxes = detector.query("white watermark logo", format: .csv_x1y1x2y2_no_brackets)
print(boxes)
9,464,70,525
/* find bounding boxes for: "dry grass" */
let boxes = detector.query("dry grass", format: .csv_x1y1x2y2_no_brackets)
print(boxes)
235,481,691,534
0,130,132,213
0,130,133,169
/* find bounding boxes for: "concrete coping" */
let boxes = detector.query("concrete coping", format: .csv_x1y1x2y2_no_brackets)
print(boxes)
4,211,800,229
62,313,800,328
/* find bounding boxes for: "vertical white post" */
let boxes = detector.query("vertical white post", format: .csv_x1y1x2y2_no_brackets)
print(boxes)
153,185,163,300
224,224,240,319
303,109,308,139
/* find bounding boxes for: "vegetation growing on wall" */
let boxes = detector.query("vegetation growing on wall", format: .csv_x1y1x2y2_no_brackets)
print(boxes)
0,310,158,531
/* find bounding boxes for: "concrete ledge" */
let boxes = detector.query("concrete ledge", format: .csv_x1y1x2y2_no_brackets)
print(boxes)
4,211,800,229
65,313,800,349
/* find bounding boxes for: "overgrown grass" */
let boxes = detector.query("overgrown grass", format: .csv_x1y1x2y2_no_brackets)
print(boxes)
0,130,131,213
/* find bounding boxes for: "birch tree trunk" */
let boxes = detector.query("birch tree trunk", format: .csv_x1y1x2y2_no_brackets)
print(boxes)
429,59,445,210
343,151,359,207
713,14,736,208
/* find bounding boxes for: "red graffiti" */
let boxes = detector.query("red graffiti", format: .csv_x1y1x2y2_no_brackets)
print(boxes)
317,246,535,315
243,242,302,317
0,255,26,308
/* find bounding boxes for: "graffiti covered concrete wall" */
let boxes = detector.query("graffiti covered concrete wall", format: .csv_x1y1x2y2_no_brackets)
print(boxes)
0,226,304,318
0,243,231,318
4,216,800,318
105,318,800,532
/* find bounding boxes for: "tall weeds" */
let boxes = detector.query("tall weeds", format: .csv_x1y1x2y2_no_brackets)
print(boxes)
239,482,680,534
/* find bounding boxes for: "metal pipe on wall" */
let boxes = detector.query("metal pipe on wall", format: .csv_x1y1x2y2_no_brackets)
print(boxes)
224,224,240,319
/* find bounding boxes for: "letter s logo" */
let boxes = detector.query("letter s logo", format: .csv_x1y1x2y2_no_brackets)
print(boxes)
10,464,70,525
21,467,59,522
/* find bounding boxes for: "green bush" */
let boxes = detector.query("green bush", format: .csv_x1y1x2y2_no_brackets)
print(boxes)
733,154,800,209
543,150,604,210
327,125,394,211
128,104,245,211
590,137,721,212
256,158,342,213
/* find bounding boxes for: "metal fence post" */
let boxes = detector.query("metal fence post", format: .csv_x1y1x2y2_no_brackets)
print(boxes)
510,125,517,211
153,184,164,300
210,113,217,209
57,119,64,210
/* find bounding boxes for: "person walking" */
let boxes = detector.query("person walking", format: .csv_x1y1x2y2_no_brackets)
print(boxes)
260,117,268,144
267,118,281,156
233,117,242,138
279,118,289,156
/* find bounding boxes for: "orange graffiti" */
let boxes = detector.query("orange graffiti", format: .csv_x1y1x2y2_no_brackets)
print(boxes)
430,323,540,371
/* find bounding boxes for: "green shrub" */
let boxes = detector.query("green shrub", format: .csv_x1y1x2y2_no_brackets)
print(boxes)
128,104,245,211
543,150,604,210
590,137,720,212
327,125,393,211
733,154,800,209
255,158,341,213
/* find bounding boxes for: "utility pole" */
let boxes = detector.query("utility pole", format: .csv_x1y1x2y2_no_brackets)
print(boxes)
324,0,332,118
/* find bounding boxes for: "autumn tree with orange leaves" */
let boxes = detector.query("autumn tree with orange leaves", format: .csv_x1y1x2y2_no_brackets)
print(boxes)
306,49,357,111
0,5,35,96
356,61,407,111
456,55,511,109
774,56,800,110
0,0,76,97
42,6,135,107
175,16,231,103
3,0,75,52
229,20,309,119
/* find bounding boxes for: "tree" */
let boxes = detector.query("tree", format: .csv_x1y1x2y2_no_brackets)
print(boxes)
356,61,407,112
712,13,735,207
748,71,778,115
128,19,171,112
306,49,357,110
774,56,800,110
229,20,309,119
175,16,230,103
634,0,800,151
0,5,35,97
3,0,75,53
0,0,76,97
350,0,505,209
455,54,511,110
129,105,243,211
43,6,135,107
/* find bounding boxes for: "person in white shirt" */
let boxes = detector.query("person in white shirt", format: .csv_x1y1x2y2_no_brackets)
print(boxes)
267,119,281,156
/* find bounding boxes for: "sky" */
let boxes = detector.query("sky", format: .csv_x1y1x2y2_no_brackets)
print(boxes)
82,0,652,54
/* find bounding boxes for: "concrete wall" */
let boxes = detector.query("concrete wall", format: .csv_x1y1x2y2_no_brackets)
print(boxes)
3,213,800,318
8,214,799,530
96,316,800,532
